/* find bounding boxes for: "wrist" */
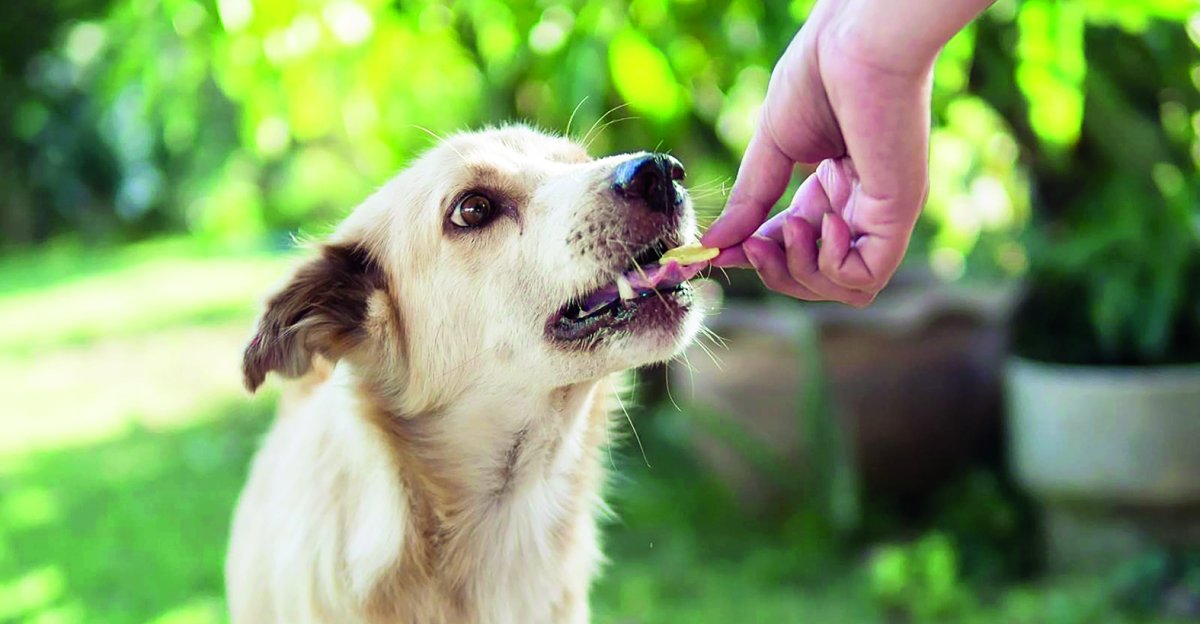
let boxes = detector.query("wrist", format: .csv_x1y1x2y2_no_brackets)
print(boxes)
826,0,994,75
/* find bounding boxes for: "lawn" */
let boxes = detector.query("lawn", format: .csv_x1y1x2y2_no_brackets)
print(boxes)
0,242,1181,623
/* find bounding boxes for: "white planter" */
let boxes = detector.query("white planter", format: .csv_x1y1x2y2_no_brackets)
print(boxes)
1006,357,1200,568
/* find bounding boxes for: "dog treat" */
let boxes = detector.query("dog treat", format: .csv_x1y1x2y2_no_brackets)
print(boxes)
660,243,719,266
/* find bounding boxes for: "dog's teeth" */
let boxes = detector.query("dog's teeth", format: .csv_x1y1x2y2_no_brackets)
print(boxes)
572,302,607,320
616,275,635,302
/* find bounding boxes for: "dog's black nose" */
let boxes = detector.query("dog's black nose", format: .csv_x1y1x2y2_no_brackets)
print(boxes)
611,153,685,215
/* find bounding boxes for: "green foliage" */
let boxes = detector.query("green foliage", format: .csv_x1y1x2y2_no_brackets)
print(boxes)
927,471,1037,584
870,533,971,622
999,8,1200,364
0,2,1015,272
1016,0,1086,152
867,534,1195,624
608,27,681,123
1,1,1195,323
1113,550,1200,617
4,1,1195,327
0,0,791,247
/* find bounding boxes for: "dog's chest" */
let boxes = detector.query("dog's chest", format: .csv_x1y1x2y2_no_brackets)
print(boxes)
427,399,604,622
469,495,587,620
453,448,598,621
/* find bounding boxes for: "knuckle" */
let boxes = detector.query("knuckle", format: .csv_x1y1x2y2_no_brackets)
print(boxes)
829,265,882,291
785,261,808,283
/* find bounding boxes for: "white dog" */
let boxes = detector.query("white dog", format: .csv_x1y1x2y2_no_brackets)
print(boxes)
226,125,704,623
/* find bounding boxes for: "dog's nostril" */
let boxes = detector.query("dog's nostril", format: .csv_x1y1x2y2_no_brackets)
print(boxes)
612,153,681,214
664,155,685,182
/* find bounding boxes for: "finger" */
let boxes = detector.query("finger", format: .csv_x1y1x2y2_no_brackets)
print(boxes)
742,236,823,301
710,246,751,269
701,127,795,249
783,215,874,307
812,159,854,221
817,202,912,292
746,168,832,246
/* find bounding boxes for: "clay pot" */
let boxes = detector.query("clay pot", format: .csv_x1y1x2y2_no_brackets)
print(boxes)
672,278,1014,512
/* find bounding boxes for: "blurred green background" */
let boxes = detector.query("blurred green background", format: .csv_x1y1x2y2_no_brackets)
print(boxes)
1,0,1199,623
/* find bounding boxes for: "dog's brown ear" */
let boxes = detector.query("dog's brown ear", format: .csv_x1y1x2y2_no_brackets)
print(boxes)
242,242,385,393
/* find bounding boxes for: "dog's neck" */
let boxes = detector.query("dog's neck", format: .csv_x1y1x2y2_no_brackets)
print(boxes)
351,365,612,618
357,364,612,549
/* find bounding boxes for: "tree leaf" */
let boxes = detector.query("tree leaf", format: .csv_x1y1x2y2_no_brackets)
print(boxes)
607,27,681,122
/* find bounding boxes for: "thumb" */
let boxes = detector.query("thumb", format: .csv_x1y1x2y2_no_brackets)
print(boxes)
701,126,795,250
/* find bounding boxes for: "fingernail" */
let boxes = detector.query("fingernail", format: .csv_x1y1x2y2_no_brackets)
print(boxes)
821,213,831,239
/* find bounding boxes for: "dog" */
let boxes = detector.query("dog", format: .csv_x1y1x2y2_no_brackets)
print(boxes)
225,125,705,623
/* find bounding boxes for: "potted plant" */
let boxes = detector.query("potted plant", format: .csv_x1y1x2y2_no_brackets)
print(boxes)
1003,15,1200,569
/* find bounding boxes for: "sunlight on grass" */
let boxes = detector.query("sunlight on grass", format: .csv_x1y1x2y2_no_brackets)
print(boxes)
0,245,294,354
0,242,287,454
0,242,280,624
0,565,66,621
0,321,277,455
0,485,59,530
0,399,268,624
25,602,87,624
147,597,226,624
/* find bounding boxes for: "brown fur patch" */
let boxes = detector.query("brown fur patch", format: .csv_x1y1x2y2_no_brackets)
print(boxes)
243,243,386,392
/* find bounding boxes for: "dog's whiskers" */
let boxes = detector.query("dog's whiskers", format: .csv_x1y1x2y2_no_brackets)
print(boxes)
676,349,699,405
692,336,724,371
613,391,650,468
662,363,684,413
409,124,468,165
564,96,589,139
686,189,732,201
686,176,732,193
583,115,640,152
580,103,630,147
699,325,730,350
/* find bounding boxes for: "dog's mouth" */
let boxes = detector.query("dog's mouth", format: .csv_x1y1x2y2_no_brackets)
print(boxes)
546,240,704,344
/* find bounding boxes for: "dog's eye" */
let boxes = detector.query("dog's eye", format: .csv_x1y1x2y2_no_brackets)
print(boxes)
450,194,496,228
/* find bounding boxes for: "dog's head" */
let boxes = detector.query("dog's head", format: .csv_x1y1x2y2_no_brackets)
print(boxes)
243,125,703,409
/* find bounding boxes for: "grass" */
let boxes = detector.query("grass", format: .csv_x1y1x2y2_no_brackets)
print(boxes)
0,239,294,356
0,402,268,624
0,241,1184,623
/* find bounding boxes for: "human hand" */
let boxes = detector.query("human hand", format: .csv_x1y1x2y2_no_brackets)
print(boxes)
701,0,992,306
